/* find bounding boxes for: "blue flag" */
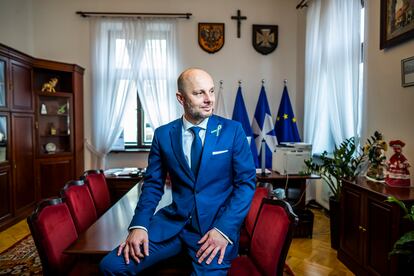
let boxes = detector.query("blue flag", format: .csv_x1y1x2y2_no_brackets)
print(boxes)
274,85,301,143
252,85,278,168
232,87,259,167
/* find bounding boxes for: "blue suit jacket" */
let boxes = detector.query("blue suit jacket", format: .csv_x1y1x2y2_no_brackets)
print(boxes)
129,115,256,243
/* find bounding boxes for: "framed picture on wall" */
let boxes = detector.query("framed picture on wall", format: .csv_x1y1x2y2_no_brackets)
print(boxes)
380,0,414,49
401,56,414,87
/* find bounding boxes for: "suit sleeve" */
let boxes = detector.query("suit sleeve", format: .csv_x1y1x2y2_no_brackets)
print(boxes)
129,129,167,230
212,123,256,242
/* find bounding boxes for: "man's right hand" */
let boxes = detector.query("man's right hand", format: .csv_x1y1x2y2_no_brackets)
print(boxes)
117,228,149,264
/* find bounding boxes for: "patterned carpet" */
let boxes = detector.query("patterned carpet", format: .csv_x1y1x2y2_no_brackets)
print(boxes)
0,235,42,275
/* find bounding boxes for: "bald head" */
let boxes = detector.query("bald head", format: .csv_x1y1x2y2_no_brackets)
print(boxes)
177,68,213,94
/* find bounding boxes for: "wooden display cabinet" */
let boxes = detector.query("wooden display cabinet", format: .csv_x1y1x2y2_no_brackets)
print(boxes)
33,63,84,198
0,43,84,231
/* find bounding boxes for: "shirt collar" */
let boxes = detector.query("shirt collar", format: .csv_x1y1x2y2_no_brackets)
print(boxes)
182,116,209,131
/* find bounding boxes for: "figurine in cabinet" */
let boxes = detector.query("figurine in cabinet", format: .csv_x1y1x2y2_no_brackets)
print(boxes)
386,140,411,187
41,77,58,93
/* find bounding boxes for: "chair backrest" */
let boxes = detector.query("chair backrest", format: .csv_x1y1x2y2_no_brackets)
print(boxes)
245,187,269,236
27,198,78,275
60,179,97,234
81,169,111,217
250,198,298,276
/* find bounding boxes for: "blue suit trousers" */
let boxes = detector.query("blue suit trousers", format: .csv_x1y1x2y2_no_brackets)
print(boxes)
99,224,237,276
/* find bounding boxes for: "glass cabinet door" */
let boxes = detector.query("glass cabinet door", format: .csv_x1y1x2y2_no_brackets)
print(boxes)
0,116,7,162
0,60,5,107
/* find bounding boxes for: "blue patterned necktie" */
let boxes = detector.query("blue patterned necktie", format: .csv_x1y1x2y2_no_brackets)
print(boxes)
190,126,203,178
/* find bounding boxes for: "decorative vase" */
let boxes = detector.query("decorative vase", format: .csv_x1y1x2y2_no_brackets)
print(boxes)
329,196,340,250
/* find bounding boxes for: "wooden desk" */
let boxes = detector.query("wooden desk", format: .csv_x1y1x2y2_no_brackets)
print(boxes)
64,180,187,274
105,174,143,202
256,171,320,209
65,181,143,256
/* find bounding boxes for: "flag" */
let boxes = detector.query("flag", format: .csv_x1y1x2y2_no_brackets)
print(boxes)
274,85,301,143
232,86,259,167
252,85,278,168
215,81,229,118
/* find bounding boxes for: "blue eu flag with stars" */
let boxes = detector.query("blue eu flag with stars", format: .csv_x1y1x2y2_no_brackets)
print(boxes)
232,86,259,167
274,85,301,143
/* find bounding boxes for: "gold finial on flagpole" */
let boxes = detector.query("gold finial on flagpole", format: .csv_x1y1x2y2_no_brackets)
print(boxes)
261,79,265,85
284,79,287,86
219,80,223,89
238,80,242,87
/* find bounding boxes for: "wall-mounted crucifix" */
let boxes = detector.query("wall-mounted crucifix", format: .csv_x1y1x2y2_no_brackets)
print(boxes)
231,10,247,38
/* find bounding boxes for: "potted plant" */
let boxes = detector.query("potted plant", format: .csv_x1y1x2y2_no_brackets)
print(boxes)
305,137,363,249
385,196,414,267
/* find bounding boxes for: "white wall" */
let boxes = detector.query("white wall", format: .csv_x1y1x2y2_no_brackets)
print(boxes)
364,1,414,182
0,0,304,170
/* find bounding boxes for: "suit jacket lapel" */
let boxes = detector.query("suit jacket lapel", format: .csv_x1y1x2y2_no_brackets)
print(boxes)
170,119,194,182
198,115,220,179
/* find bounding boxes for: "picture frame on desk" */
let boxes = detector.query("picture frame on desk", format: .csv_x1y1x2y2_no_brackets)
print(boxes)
401,56,414,87
380,0,414,49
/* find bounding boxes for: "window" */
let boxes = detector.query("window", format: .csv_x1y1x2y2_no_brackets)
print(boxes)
113,37,169,150
304,0,364,154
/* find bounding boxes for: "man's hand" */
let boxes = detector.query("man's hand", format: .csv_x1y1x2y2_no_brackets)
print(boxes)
196,228,228,265
117,229,149,264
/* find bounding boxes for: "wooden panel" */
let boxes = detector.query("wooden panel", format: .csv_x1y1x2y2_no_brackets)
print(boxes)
341,186,363,263
38,158,73,198
365,198,393,276
12,113,35,212
0,166,12,222
10,60,33,112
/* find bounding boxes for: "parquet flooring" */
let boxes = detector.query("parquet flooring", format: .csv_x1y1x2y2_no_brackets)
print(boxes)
0,220,30,253
286,207,354,275
0,208,354,275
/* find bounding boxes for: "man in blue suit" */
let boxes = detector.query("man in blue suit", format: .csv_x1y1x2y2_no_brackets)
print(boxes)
100,68,256,275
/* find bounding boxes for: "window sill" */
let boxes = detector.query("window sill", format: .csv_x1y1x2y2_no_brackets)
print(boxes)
110,148,150,153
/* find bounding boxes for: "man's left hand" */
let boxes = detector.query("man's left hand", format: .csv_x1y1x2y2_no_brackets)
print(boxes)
196,228,228,264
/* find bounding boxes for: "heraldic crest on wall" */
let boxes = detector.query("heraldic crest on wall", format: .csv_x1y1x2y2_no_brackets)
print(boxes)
252,24,278,55
198,23,225,53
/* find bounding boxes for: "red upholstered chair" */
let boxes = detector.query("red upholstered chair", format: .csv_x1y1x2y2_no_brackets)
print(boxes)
60,180,98,234
27,198,81,275
239,187,269,253
229,198,298,276
81,169,111,217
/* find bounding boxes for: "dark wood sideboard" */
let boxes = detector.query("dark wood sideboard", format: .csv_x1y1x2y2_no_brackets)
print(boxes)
339,177,414,276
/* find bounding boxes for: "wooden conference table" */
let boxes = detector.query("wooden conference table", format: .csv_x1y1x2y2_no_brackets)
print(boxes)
64,180,179,274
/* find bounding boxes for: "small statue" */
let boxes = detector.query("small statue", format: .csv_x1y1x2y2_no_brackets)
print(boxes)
41,78,58,93
386,140,411,187
365,131,388,181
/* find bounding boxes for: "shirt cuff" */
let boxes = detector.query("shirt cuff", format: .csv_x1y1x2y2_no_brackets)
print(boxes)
214,227,233,245
129,226,148,232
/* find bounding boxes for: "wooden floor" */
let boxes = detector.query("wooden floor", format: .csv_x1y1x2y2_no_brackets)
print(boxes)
286,207,354,276
0,208,354,275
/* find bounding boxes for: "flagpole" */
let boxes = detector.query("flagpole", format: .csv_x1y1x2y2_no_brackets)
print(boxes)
261,139,266,175
284,79,287,86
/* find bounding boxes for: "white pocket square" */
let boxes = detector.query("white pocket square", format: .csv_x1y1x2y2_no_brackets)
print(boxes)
212,150,228,155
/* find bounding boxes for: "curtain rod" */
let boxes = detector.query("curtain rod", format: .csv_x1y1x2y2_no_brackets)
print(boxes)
76,11,192,19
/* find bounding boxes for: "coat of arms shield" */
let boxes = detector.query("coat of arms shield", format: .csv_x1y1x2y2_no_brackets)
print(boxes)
198,23,225,54
252,24,278,55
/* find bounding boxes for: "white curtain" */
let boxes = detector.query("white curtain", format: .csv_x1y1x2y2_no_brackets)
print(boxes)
88,18,179,168
136,19,180,129
304,0,362,154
